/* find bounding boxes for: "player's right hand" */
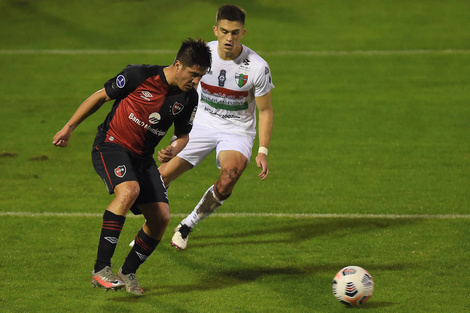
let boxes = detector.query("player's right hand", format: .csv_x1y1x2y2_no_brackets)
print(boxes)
52,125,73,147
256,153,269,181
157,145,174,163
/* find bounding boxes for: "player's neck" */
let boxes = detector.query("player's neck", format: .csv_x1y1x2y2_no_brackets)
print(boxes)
163,66,174,86
218,44,243,61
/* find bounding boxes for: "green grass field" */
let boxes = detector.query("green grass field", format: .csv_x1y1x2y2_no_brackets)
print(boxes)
1,0,469,312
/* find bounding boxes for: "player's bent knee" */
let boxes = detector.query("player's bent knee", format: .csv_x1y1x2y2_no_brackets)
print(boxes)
220,167,242,183
115,182,140,205
158,207,170,227
218,167,243,195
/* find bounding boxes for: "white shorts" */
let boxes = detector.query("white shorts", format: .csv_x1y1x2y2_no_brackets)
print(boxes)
177,123,254,168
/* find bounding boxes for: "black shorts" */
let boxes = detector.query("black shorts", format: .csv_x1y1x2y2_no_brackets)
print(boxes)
91,143,168,214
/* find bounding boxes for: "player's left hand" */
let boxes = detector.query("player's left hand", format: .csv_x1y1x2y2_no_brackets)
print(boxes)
256,153,269,181
157,145,174,163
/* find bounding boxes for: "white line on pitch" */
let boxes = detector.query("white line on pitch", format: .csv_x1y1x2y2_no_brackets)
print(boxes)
0,211,469,219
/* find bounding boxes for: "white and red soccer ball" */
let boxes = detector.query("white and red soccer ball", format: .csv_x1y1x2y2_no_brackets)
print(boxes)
332,266,374,307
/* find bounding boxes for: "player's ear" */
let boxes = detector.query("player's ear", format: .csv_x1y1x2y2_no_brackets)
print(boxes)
213,25,218,36
174,59,182,70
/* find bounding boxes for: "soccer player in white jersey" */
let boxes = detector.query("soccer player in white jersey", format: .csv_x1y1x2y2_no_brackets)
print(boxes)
159,4,274,249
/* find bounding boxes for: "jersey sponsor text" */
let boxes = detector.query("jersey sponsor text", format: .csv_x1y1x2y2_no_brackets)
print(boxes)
129,113,166,136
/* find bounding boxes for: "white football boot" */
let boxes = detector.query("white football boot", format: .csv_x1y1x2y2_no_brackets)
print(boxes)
171,224,192,250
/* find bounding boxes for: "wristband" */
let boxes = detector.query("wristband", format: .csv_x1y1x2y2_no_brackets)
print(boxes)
258,147,268,156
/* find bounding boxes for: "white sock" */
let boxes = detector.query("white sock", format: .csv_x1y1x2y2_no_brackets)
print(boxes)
181,184,223,228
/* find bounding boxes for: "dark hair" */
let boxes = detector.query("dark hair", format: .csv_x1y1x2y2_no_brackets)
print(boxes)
175,38,211,71
216,4,246,25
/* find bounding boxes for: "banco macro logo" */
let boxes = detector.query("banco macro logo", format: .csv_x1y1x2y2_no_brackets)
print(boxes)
148,112,161,124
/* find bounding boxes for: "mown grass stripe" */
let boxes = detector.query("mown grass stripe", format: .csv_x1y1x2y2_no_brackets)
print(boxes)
1,211,469,219
1,49,470,56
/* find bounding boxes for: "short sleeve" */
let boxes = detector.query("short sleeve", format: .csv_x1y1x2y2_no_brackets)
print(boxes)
104,65,149,100
173,89,199,135
254,63,274,98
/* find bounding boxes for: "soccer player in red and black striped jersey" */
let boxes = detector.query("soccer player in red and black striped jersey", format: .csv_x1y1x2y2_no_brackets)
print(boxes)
53,38,211,294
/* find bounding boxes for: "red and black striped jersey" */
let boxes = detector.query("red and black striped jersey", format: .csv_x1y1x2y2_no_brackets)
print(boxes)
94,64,198,157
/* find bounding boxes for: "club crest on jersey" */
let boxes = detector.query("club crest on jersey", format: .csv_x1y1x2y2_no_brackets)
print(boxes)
172,102,184,115
114,165,126,178
235,72,248,88
116,75,126,88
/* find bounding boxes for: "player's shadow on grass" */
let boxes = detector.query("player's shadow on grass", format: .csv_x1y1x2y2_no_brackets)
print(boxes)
190,217,422,248
112,262,398,311
112,218,415,307
139,263,400,310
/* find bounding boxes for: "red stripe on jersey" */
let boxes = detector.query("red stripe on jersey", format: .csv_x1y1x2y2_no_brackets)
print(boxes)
200,81,249,98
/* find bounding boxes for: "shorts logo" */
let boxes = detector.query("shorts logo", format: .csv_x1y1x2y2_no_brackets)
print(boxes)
114,165,126,178
148,112,161,124
116,75,126,88
172,102,184,115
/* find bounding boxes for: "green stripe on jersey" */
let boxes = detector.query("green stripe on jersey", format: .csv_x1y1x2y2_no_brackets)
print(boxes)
202,98,249,111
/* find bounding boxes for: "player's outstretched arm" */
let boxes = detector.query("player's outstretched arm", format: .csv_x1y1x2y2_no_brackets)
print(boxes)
255,91,273,181
52,88,111,147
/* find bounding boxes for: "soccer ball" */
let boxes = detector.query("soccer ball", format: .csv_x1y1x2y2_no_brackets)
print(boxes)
332,266,374,307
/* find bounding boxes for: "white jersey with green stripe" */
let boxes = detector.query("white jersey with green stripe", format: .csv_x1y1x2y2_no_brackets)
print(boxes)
194,41,274,137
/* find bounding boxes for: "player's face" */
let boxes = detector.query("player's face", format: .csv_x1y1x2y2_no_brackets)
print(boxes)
175,61,206,92
213,19,246,60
